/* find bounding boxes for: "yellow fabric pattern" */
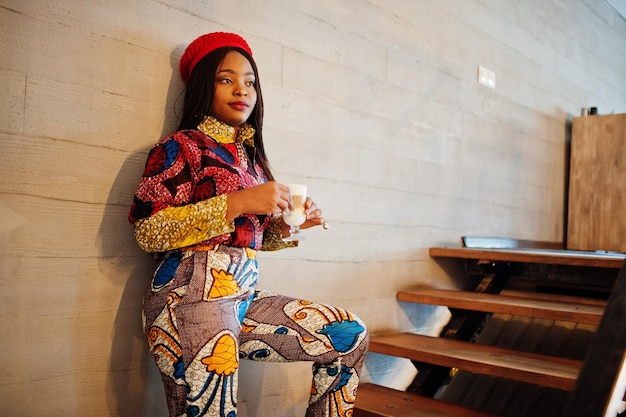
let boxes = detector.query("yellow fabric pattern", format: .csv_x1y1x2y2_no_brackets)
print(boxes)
208,269,240,298
261,215,297,251
197,116,256,147
201,333,239,376
134,194,234,253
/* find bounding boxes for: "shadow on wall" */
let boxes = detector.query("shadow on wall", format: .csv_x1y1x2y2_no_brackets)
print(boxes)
95,45,188,417
98,151,168,417
237,360,311,417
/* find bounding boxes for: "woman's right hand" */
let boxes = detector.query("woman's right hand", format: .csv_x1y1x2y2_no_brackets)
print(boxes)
225,181,290,221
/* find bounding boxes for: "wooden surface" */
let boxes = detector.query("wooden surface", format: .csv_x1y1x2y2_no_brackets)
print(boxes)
567,113,626,253
368,333,582,391
353,383,499,417
499,289,608,307
429,246,626,269
562,264,626,417
397,289,605,325
439,313,596,415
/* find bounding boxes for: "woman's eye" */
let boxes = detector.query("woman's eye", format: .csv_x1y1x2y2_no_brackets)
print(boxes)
218,78,232,84
246,80,255,87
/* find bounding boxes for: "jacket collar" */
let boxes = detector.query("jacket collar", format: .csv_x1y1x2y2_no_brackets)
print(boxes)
197,116,256,147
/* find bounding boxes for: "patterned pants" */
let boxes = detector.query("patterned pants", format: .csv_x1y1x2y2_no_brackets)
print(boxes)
142,247,369,417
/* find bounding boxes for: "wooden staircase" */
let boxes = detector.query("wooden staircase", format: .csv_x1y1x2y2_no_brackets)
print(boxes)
354,244,626,417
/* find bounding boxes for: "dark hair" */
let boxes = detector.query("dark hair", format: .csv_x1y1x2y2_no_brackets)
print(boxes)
177,47,274,181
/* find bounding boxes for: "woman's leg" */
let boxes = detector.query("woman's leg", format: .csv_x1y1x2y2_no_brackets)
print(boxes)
239,290,369,417
143,250,255,417
175,297,245,417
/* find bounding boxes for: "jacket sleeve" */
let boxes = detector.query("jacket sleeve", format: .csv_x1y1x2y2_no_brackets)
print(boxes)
129,135,234,253
133,194,235,253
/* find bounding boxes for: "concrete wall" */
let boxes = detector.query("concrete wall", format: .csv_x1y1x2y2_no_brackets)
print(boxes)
1,0,625,416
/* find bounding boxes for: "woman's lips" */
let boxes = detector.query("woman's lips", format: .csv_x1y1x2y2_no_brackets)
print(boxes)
229,102,248,111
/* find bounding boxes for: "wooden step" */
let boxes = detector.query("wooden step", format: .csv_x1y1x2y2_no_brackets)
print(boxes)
428,246,626,269
354,383,499,417
499,289,608,307
397,289,605,325
369,333,582,390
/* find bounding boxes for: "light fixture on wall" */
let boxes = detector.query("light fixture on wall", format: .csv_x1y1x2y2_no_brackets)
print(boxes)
477,65,496,90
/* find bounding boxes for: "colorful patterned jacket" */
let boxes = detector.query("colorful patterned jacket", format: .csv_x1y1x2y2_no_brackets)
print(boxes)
129,117,292,254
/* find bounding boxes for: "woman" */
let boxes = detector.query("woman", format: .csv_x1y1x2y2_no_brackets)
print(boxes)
129,32,369,417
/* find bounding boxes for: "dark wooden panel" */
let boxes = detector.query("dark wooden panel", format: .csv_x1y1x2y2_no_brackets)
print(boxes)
458,315,531,410
562,264,626,417
439,314,516,406
567,113,626,252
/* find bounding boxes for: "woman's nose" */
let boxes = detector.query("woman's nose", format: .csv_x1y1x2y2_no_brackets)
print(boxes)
235,84,248,96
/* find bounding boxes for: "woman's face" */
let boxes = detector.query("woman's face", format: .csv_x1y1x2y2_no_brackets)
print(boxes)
210,50,257,126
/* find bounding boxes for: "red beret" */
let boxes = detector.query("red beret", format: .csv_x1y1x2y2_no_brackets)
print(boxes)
179,32,253,84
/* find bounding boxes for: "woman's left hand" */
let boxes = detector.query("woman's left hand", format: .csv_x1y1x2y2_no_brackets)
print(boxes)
300,197,326,230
